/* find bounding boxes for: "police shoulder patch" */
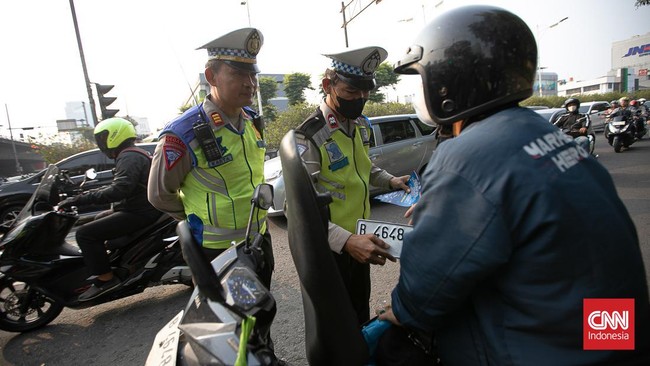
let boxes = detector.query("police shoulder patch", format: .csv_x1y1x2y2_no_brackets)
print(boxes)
163,136,186,170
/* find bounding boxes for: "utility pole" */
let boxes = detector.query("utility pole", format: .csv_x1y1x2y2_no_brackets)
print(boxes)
340,0,383,48
4,104,22,175
69,0,97,126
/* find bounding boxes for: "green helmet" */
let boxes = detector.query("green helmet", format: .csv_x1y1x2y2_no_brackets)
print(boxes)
94,117,136,157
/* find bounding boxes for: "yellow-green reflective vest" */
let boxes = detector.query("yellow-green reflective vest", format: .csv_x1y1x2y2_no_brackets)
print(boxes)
315,121,372,233
181,119,267,249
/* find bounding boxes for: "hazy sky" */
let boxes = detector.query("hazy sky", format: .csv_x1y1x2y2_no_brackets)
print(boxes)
1,0,648,133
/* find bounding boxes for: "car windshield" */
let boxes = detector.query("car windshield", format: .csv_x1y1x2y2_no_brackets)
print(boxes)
579,105,589,113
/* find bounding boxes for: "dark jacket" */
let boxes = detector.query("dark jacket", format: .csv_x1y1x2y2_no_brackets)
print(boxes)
74,147,159,216
391,107,650,365
554,111,589,137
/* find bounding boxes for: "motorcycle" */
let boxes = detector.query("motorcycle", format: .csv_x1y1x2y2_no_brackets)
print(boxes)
604,112,636,153
0,165,192,333
556,116,596,156
146,183,276,366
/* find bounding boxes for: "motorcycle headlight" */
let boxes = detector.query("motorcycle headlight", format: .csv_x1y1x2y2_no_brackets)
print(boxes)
608,123,618,133
220,266,270,312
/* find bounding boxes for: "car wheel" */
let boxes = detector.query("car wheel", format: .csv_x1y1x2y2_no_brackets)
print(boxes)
0,203,26,233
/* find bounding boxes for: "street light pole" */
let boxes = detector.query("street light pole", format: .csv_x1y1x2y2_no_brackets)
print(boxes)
4,104,22,175
538,66,548,97
536,16,568,97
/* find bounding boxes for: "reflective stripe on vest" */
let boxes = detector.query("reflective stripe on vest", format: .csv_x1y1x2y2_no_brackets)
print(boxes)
202,219,266,243
181,120,266,249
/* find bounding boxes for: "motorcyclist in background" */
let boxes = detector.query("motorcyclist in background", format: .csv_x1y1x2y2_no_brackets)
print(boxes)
553,98,591,153
58,118,162,301
630,99,648,138
606,100,620,116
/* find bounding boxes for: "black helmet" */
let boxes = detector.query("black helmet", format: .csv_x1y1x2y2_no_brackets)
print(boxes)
562,98,581,109
394,5,537,126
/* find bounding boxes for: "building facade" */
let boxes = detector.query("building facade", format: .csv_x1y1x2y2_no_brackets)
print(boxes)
559,32,650,96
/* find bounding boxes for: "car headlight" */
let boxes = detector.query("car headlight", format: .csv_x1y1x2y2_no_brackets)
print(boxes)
264,157,283,182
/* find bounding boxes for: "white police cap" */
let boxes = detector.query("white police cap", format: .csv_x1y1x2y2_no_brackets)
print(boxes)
323,46,388,90
198,28,263,73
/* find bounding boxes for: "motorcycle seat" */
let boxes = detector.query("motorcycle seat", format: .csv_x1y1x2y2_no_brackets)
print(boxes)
105,213,170,250
56,242,83,257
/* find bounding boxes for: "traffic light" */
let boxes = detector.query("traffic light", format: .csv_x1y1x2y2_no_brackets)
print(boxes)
96,83,119,120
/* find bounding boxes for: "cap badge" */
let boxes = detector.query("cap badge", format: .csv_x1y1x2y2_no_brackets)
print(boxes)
246,30,262,56
361,50,382,74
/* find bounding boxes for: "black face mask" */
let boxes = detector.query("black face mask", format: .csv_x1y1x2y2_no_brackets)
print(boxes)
336,96,367,119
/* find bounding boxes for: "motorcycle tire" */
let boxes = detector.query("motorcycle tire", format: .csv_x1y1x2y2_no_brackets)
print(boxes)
613,136,623,153
0,276,64,332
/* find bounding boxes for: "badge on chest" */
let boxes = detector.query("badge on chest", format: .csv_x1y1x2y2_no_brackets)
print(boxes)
325,140,349,171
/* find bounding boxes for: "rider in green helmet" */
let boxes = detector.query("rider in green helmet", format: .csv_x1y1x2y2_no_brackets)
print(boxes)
58,118,162,301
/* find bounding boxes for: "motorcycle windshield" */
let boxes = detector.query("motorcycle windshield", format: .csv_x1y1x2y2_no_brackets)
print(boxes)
12,164,60,228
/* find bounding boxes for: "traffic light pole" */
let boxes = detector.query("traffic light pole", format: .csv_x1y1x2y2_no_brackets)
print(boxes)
69,0,97,126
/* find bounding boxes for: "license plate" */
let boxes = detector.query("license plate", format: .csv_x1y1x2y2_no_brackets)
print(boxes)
613,121,626,126
356,219,413,258
145,310,184,366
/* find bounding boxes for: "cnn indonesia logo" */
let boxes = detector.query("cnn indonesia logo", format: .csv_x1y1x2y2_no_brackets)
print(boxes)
583,298,635,350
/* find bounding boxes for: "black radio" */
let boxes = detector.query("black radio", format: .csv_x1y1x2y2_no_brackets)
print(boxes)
193,121,224,164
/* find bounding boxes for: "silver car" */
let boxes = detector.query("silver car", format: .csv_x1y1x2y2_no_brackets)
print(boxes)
264,114,438,216
579,101,611,133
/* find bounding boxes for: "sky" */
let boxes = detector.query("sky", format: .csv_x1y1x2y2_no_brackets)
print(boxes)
0,0,648,135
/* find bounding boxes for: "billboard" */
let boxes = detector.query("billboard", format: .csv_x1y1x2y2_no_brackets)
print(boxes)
612,33,650,70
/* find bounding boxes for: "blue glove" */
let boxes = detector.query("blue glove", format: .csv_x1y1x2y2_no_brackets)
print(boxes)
362,317,392,361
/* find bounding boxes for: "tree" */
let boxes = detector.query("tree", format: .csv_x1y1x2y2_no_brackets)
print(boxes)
284,73,314,106
264,103,317,149
369,62,401,103
636,0,649,7
259,76,278,106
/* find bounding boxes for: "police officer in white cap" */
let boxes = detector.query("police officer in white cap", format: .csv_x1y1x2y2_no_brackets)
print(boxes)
148,28,281,363
292,47,411,324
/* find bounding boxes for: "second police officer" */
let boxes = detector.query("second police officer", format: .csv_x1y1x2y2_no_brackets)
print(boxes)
293,47,410,324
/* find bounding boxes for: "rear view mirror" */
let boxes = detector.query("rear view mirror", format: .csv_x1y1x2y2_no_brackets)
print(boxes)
252,184,274,210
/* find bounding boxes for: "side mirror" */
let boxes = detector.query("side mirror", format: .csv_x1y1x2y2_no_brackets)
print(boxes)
252,183,274,210
85,168,97,180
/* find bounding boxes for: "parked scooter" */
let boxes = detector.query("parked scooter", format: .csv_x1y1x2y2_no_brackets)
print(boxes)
146,183,276,366
0,165,192,333
605,112,637,153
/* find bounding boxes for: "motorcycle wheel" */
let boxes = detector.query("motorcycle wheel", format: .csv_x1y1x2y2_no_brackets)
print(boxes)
613,136,623,153
0,277,64,332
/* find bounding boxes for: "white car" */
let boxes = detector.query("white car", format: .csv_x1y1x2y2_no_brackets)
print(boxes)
264,114,438,216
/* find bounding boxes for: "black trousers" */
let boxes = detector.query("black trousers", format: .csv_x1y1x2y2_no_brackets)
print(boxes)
76,210,160,276
334,252,371,325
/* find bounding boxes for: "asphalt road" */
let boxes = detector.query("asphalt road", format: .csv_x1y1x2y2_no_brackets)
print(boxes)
0,134,648,366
